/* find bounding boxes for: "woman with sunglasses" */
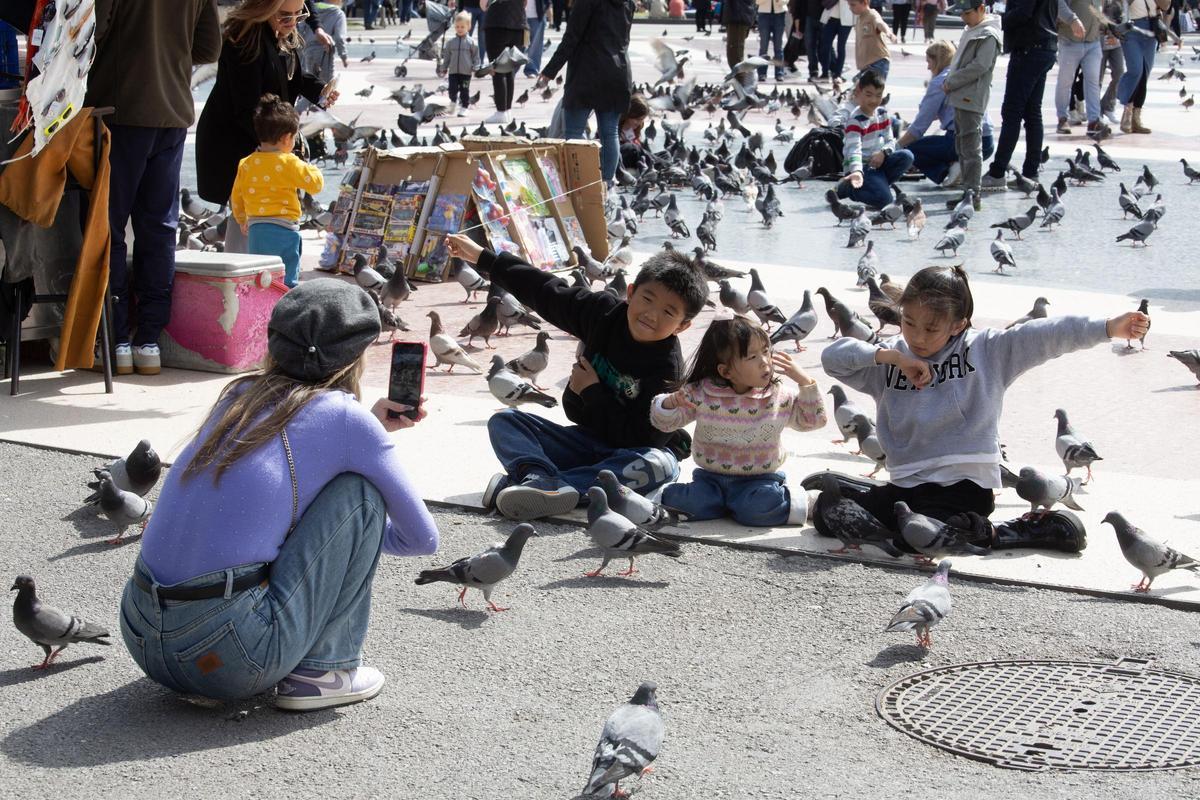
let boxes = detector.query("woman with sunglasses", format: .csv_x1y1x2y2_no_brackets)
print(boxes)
196,0,339,253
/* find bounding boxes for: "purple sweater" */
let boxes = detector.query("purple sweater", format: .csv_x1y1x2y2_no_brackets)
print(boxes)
141,390,439,585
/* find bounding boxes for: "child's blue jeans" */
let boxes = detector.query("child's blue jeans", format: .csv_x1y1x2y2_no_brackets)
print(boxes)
663,468,807,527
488,409,679,496
837,149,915,209
119,474,386,701
248,222,302,287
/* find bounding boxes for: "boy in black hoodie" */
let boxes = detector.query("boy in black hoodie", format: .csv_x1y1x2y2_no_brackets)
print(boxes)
446,233,709,521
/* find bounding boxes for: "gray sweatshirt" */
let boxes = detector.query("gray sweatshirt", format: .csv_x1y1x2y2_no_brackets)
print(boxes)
821,316,1110,488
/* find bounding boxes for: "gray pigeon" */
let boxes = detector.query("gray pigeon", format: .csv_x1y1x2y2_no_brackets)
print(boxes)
1167,349,1200,385
414,523,538,611
1115,218,1155,246
1104,511,1200,593
594,470,680,531
460,296,501,348
828,385,869,444
427,311,482,373
945,190,975,229
933,227,965,257
894,501,991,562
1015,467,1084,515
846,210,870,248
453,260,490,301
815,473,902,557
769,290,818,352
11,575,111,669
747,268,787,328
97,476,153,544
584,487,682,577
718,280,752,315
989,231,1017,274
582,682,664,798
495,288,542,335
989,205,1039,239
884,560,952,649
487,355,557,409
352,254,387,292
505,331,552,389
849,413,886,478
856,241,880,287
379,268,417,310
1053,408,1102,484
85,439,161,504
1005,296,1049,328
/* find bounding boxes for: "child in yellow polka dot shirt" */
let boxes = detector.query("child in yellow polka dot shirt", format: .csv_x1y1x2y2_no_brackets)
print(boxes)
230,94,325,287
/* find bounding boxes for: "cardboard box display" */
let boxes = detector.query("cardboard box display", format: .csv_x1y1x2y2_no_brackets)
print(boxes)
340,147,441,274
490,151,573,270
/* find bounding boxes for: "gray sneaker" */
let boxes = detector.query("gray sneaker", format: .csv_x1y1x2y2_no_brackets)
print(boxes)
495,474,580,520
482,472,510,511
980,173,1009,192
276,666,385,712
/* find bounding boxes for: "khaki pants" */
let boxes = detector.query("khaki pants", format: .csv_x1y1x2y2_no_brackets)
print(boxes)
953,108,984,195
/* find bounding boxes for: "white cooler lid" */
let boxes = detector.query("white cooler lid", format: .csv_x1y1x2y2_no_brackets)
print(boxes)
173,251,285,278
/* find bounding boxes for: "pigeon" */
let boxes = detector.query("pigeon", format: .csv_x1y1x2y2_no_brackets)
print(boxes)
1053,408,1102,484
1005,296,1049,328
1015,467,1084,515
584,487,682,577
1118,182,1144,219
1007,169,1039,197
1140,164,1159,190
1116,219,1156,246
495,288,543,335
933,227,965,257
865,277,900,330
450,261,489,301
884,560,953,649
504,331,552,389
574,244,615,285
815,287,875,342
846,210,870,248
747,269,787,328
1167,349,1200,385
691,249,746,281
650,38,688,85
878,274,904,303
894,502,991,563
945,190,975,229
848,413,887,478
414,523,538,612
97,476,153,544
828,385,869,444
1181,158,1200,183
371,290,411,340
870,200,904,229
718,280,752,315
380,268,417,310
989,231,1017,274
989,205,1039,239
1104,511,1200,593
815,473,902,556
179,187,211,220
84,439,161,504
769,290,818,352
905,198,926,239
360,49,376,63
826,189,865,225
594,470,680,531
11,576,111,669
352,254,387,292
856,241,880,288
487,355,557,408
1126,298,1150,349
460,297,501,348
426,311,481,373
664,194,690,238
581,682,664,799
1039,188,1066,229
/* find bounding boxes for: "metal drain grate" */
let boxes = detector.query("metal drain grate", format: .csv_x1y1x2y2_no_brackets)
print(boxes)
877,658,1200,771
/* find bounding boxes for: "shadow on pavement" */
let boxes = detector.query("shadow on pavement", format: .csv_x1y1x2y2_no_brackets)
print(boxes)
866,643,929,668
395,606,490,629
0,656,105,688
538,575,669,591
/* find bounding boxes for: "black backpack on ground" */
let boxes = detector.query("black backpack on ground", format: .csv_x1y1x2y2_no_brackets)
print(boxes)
784,125,844,180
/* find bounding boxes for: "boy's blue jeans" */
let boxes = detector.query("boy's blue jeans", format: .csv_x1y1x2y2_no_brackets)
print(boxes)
488,409,679,496
663,468,805,527
120,474,386,701
837,149,915,209
248,222,302,287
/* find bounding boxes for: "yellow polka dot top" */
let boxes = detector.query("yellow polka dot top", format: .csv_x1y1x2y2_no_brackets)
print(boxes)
229,150,325,226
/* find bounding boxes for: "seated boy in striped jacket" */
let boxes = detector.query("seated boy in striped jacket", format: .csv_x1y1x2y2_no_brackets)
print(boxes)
834,69,914,209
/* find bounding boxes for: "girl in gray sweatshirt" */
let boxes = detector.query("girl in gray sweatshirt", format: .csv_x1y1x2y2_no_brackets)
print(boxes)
815,265,1149,553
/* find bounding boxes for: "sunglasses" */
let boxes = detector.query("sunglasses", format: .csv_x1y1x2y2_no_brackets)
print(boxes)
276,10,310,22
44,103,75,138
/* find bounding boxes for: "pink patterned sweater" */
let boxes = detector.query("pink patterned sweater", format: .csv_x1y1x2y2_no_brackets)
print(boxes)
651,379,827,476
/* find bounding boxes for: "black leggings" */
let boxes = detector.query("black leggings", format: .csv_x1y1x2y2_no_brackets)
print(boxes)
891,4,911,39
695,3,711,31
486,27,524,111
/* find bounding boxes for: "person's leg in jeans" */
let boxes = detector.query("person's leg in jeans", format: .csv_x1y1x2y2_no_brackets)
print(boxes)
769,12,787,79
758,12,773,80
833,23,852,78
859,57,889,80
364,0,378,28
594,108,621,182
248,224,302,287
1116,22,1154,106
953,108,983,196
105,125,152,349
908,131,958,183
1054,40,1085,124
469,8,486,65
1100,46,1124,116
727,473,807,526
562,104,592,140
1078,39,1102,123
819,18,838,77
805,16,822,77
128,127,186,349
987,48,1055,179
981,132,994,160
1017,50,1056,177
662,469,730,520
524,15,546,76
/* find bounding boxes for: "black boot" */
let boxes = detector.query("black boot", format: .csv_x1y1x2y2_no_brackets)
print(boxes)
993,511,1087,553
800,470,883,494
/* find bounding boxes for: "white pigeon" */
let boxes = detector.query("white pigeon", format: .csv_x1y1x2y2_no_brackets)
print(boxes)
885,560,953,649
486,356,557,409
426,311,481,373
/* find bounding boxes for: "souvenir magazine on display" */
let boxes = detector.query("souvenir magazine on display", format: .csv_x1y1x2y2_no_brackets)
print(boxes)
384,179,431,261
412,193,468,281
471,166,520,256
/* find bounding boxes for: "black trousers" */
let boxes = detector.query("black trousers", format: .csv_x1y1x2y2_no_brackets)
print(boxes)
695,2,711,31
449,74,472,107
486,27,524,111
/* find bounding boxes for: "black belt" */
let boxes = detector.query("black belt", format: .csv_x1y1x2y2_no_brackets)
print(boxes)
134,566,270,601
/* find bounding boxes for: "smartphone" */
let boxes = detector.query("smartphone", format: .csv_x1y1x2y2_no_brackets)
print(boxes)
388,342,427,421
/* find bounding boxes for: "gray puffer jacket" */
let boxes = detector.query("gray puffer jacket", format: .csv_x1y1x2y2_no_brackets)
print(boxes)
944,15,1002,113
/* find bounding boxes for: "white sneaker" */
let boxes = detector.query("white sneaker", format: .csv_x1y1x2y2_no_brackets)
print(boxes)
483,110,510,124
943,161,963,188
114,343,133,375
133,343,161,375
456,107,467,117
276,666,386,712
1103,109,1120,126
1068,108,1086,126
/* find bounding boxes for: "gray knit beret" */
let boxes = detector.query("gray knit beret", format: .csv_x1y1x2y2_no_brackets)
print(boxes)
268,279,381,381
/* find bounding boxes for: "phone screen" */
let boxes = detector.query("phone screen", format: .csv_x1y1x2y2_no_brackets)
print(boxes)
388,342,427,420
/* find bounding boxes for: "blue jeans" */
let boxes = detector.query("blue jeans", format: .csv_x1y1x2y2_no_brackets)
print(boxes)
1055,38,1102,122
664,469,802,527
248,222,302,287
820,21,851,78
858,57,890,81
363,0,380,27
563,106,622,182
838,149,915,208
987,46,1057,179
107,124,186,348
757,12,786,79
525,16,546,75
804,16,822,78
400,0,414,22
466,7,486,64
909,130,994,183
488,409,679,496
120,474,387,701
1117,20,1156,106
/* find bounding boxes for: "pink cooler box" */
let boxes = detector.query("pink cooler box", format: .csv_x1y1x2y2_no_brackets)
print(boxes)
161,252,286,373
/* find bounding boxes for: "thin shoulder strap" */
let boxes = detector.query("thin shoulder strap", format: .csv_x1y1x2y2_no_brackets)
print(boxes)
280,430,299,536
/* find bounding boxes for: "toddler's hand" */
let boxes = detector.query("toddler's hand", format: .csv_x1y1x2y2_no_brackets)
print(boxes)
240,222,249,236
771,351,814,385
896,353,932,389
445,233,483,264
1106,310,1150,341
662,388,695,411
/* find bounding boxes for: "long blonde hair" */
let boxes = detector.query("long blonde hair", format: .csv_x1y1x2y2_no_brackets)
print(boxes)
224,0,306,60
926,40,956,75
183,353,365,483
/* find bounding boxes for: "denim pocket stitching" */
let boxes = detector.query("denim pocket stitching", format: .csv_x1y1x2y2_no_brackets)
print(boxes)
174,620,265,676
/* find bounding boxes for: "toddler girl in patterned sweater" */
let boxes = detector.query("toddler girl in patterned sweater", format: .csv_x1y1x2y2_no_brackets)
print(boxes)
651,317,827,527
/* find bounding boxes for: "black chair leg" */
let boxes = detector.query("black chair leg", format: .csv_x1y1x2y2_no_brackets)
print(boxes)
9,281,22,395
99,289,113,393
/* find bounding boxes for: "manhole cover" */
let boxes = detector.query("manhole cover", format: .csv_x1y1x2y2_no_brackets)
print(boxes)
877,658,1200,771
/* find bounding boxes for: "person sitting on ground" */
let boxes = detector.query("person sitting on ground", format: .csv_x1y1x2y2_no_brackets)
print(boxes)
438,11,480,117
618,94,650,169
835,69,914,209
897,40,996,188
444,232,709,521
230,94,324,289
848,0,897,79
651,317,828,527
811,265,1151,555
120,279,439,711
941,0,1002,204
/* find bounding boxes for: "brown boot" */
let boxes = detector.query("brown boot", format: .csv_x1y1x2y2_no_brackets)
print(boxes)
1131,107,1151,134
1120,105,1133,134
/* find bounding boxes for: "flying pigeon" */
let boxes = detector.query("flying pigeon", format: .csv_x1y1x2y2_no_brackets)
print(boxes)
1053,408,1101,484
581,682,664,798
1015,467,1085,515
487,355,557,409
894,502,991,563
84,439,161,504
815,473,902,556
1104,511,1200,593
97,476,153,544
769,290,818,352
11,575,111,669
594,470,681,531
504,331,552,390
584,487,682,577
414,523,538,611
426,311,481,373
884,560,952,649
